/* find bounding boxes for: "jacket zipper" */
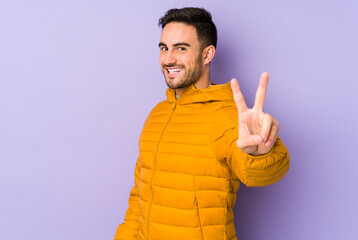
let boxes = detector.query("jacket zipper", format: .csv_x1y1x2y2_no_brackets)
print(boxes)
195,199,204,240
147,99,177,239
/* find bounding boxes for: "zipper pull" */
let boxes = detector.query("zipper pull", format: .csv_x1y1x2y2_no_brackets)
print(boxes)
172,100,177,111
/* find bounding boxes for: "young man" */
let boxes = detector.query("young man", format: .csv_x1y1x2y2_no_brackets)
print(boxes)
114,7,289,240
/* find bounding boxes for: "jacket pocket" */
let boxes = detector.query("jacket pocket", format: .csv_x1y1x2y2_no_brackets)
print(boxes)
223,200,228,240
195,199,204,240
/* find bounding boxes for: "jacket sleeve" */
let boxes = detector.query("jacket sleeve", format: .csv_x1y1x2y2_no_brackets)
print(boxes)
211,104,290,187
114,158,141,240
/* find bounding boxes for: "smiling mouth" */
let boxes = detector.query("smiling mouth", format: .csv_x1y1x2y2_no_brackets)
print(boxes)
165,67,183,75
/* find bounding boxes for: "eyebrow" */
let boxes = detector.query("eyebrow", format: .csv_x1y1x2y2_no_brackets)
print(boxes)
158,42,191,47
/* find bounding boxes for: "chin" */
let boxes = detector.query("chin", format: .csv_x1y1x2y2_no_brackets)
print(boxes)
165,78,181,89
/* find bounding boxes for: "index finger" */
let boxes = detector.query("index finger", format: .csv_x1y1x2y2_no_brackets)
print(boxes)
253,72,269,111
230,78,248,113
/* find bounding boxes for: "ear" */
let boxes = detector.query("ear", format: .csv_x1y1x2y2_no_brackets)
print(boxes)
202,45,216,65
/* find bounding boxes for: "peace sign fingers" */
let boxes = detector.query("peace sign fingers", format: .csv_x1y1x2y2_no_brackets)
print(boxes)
253,72,269,111
230,72,278,156
230,78,248,113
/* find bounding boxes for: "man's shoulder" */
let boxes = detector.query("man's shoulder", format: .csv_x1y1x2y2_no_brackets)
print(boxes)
151,99,170,110
145,99,171,118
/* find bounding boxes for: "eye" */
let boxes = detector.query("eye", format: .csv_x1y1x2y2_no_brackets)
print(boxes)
160,46,168,51
178,47,186,51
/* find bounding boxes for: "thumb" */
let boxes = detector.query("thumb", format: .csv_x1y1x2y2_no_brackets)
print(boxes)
237,135,263,150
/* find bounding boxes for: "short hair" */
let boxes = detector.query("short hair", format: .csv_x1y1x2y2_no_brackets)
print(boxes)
158,7,217,49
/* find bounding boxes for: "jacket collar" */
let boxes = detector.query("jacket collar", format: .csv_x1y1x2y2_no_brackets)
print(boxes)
165,82,234,104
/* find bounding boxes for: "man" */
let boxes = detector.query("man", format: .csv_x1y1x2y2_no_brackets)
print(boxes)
114,7,289,240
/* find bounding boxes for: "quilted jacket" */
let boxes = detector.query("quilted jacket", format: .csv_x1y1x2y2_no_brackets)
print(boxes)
114,82,290,240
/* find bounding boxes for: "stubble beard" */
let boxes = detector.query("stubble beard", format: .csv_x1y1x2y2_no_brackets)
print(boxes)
163,57,203,90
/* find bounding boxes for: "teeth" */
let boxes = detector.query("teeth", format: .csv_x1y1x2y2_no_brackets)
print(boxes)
168,69,182,74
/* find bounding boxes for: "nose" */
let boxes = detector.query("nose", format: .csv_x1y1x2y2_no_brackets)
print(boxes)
162,51,177,66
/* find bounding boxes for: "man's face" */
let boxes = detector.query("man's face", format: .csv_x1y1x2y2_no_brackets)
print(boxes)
159,22,203,91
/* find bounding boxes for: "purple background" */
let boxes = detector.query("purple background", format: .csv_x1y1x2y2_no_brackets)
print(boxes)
1,1,357,239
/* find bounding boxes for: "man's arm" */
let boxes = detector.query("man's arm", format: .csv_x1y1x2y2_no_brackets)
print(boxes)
211,105,289,187
211,73,289,186
227,134,289,187
114,159,141,240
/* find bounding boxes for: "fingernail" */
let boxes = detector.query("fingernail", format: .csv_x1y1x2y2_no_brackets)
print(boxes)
261,135,267,142
265,140,272,147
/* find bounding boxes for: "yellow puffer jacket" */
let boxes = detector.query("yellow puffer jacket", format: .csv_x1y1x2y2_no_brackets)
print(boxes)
114,82,289,240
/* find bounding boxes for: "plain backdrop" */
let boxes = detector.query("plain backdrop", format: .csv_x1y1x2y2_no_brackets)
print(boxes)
1,0,357,239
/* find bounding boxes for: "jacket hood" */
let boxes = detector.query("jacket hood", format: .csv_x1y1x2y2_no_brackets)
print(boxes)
165,82,234,104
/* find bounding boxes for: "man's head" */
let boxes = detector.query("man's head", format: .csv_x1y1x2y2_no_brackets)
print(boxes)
158,7,217,50
158,8,217,95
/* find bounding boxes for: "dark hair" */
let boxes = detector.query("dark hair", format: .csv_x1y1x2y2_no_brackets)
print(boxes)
158,7,217,49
